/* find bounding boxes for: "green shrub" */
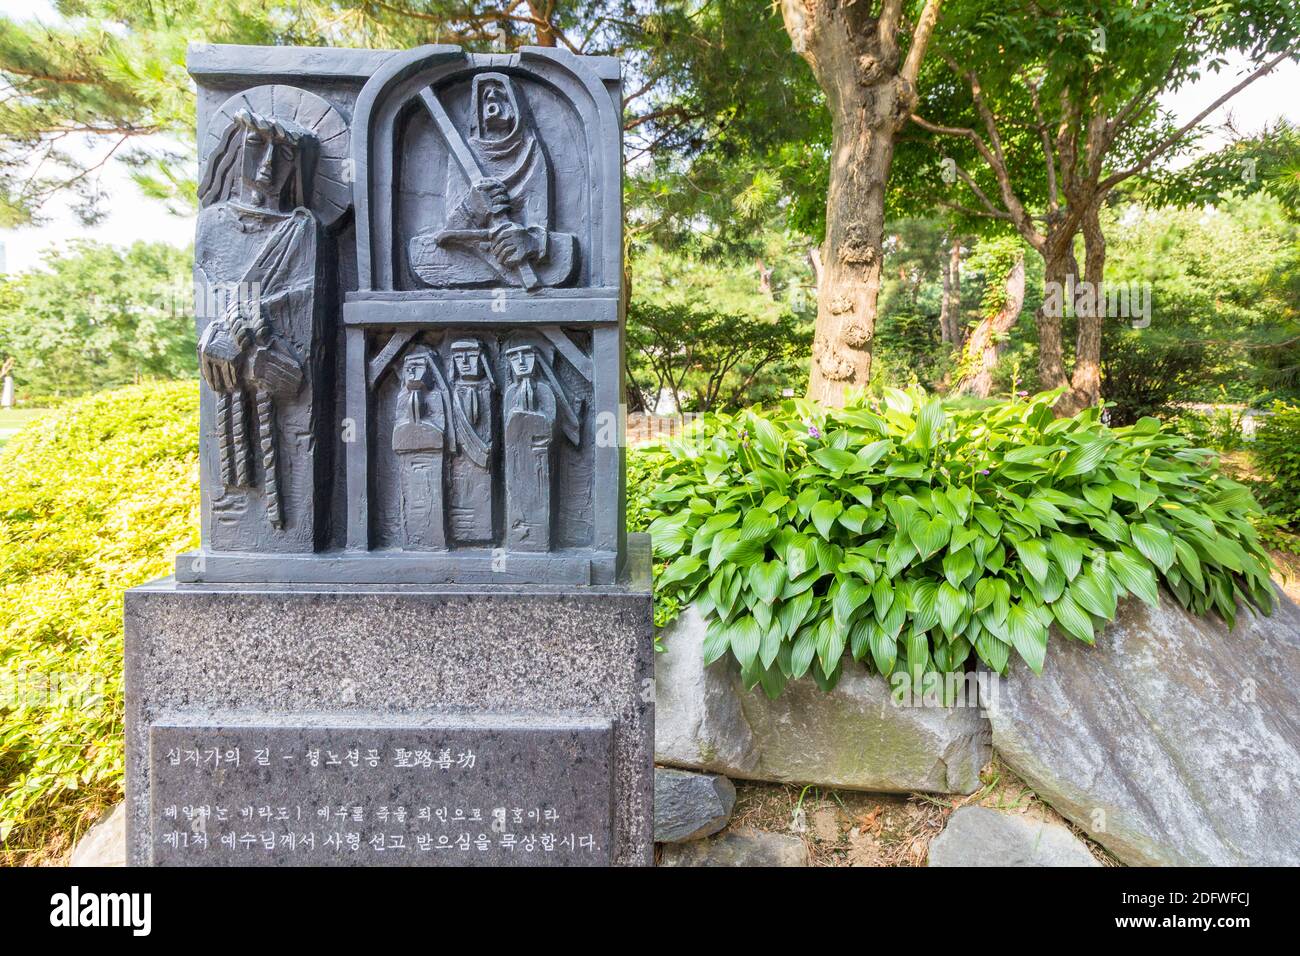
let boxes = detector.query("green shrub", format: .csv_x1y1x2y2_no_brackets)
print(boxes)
1253,402,1300,526
1163,407,1247,453
0,381,199,860
647,387,1274,699
627,443,681,631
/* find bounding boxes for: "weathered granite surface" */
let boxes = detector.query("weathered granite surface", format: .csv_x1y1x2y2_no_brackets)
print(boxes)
655,606,991,794
658,827,807,867
654,768,735,843
982,588,1300,867
125,539,653,867
927,806,1099,867
70,802,127,868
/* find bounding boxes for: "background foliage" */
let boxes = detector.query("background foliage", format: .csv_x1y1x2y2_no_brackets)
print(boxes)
0,381,198,862
0,240,195,400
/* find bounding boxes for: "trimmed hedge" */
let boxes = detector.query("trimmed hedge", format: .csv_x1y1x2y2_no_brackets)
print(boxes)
0,381,199,859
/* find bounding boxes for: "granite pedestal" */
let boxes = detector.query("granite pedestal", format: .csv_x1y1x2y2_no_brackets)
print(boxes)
124,536,653,866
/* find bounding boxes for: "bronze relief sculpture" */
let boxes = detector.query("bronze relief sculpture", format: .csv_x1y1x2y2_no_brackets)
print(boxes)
193,85,348,550
182,49,624,585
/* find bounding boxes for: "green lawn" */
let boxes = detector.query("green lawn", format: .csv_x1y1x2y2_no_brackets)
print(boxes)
0,408,48,450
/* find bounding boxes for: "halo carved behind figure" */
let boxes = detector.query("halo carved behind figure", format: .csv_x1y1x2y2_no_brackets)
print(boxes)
200,84,351,228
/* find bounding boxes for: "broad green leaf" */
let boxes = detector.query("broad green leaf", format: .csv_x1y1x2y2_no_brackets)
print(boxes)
886,536,917,577
832,577,872,627
853,439,893,471
909,513,952,560
739,508,779,543
904,628,929,685
785,535,817,578
1081,484,1113,512
1110,551,1160,608
1058,439,1112,478
659,555,703,588
936,582,968,633
747,560,787,603
1016,538,1050,584
1006,603,1048,674
729,616,763,669
722,534,765,567
1172,536,1204,590
1070,572,1116,619
1051,593,1095,644
1048,532,1086,581
912,399,945,450
790,627,817,678
812,447,858,475
973,506,1003,536
811,499,843,538
871,574,895,619
815,617,847,674
702,617,731,665
974,629,1011,673
1131,522,1175,573
942,547,976,588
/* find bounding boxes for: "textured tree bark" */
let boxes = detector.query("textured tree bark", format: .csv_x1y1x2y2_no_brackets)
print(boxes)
782,0,942,406
939,236,962,345
1058,202,1106,415
956,254,1025,397
1033,230,1080,393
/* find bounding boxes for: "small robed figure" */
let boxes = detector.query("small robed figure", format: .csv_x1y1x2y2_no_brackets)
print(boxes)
446,338,496,544
392,345,449,550
409,72,577,289
503,334,583,552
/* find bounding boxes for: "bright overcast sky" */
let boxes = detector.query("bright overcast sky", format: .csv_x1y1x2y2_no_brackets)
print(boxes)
0,0,1297,274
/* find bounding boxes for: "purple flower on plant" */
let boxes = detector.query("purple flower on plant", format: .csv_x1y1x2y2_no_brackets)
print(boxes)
981,468,991,475
808,424,821,439
1017,390,1029,398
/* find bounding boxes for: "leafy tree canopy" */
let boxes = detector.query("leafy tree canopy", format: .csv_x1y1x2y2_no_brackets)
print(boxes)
0,239,194,398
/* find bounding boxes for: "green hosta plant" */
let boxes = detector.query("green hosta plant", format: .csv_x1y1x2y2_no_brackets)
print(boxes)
647,387,1275,699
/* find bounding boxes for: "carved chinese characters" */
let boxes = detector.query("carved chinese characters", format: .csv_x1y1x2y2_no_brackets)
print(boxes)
148,723,615,866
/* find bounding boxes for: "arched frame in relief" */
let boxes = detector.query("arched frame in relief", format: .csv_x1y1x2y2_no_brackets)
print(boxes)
350,46,622,294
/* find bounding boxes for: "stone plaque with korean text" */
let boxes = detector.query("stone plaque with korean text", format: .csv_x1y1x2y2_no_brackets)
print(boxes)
148,721,613,866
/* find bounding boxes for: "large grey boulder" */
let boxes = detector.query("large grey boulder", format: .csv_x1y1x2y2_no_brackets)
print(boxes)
928,806,1099,867
983,589,1300,867
655,606,991,794
658,827,807,867
654,768,736,843
69,802,126,867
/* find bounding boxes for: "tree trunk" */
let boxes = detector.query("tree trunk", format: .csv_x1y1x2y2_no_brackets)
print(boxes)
956,254,1025,397
1033,231,1079,393
1058,203,1106,415
939,235,962,344
807,245,823,293
527,1,558,46
782,0,938,407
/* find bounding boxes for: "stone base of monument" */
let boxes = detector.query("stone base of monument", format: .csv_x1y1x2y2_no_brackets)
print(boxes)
124,535,654,867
